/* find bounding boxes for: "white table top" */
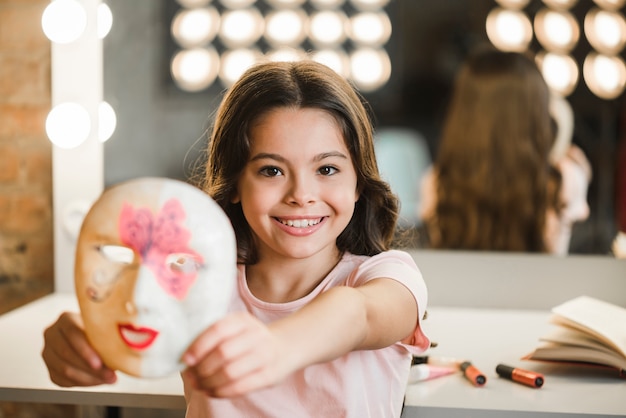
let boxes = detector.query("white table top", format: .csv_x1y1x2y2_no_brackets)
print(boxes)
0,293,185,409
1,293,625,416
402,306,626,417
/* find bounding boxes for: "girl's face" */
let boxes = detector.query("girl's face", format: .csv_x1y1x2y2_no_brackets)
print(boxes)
75,178,237,378
234,107,359,262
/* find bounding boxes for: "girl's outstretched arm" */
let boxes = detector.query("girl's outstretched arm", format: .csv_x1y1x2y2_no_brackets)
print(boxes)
41,312,118,387
182,277,418,398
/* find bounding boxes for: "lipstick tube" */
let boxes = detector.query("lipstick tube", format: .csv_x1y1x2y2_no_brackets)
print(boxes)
496,364,544,388
460,361,487,386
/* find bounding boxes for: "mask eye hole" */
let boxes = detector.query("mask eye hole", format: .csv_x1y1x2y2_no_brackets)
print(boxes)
100,245,134,264
165,253,201,274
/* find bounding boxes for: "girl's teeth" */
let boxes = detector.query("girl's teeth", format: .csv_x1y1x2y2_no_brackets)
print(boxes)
281,219,321,228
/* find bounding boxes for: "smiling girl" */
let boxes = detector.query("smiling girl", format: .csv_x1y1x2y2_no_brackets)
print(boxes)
41,60,430,418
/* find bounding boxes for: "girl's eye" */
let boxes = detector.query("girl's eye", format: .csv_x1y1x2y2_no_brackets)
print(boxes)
319,166,338,176
259,166,283,177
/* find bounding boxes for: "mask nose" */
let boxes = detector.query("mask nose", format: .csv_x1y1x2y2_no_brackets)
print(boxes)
129,264,160,314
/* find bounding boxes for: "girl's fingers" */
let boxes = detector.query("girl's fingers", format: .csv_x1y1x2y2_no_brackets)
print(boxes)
57,312,103,370
45,346,116,387
41,312,117,387
184,313,284,396
201,367,270,398
183,312,258,367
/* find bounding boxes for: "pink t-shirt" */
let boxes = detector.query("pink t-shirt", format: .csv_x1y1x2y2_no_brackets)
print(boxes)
184,250,429,418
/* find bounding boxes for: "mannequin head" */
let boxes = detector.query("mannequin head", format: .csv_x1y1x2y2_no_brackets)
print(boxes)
75,177,236,378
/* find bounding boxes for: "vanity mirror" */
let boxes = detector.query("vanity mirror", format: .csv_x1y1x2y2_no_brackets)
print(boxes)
103,0,624,257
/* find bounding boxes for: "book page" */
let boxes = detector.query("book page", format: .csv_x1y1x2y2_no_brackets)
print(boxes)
550,296,626,358
528,344,626,371
540,326,616,353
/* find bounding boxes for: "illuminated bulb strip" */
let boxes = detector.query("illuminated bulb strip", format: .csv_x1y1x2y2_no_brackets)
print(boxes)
169,0,393,92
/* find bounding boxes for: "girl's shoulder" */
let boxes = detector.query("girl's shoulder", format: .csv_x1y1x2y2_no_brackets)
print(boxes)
343,249,417,267
341,250,421,285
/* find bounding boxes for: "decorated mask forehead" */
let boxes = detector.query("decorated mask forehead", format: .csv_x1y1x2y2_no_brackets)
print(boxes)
75,177,237,378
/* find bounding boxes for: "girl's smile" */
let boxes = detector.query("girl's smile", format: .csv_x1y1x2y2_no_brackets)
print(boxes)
274,216,326,236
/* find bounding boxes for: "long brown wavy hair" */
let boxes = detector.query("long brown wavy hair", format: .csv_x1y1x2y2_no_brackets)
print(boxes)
427,49,558,252
197,60,399,264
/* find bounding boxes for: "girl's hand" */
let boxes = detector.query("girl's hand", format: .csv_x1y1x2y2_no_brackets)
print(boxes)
41,312,117,387
182,312,291,398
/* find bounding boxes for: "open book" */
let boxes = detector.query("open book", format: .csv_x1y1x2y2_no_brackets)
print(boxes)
524,296,626,377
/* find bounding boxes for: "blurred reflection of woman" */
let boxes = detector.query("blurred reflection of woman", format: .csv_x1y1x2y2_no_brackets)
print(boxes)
419,48,591,255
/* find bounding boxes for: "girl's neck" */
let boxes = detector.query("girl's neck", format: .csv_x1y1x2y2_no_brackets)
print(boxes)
245,247,343,303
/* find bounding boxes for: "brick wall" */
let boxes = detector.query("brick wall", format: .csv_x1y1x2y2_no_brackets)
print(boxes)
0,4,79,417
0,0,54,315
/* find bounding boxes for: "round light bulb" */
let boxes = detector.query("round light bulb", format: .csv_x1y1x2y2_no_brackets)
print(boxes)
171,47,220,92
97,3,113,39
98,101,117,143
42,0,87,44
46,102,91,149
349,48,391,92
265,9,308,48
219,8,264,48
349,11,392,47
311,48,350,78
583,53,626,99
171,7,220,48
218,49,261,88
486,8,533,52
585,8,626,55
537,51,579,96
309,10,348,47
534,8,579,53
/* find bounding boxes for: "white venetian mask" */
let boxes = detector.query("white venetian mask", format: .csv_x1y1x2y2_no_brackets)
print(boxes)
75,177,237,378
